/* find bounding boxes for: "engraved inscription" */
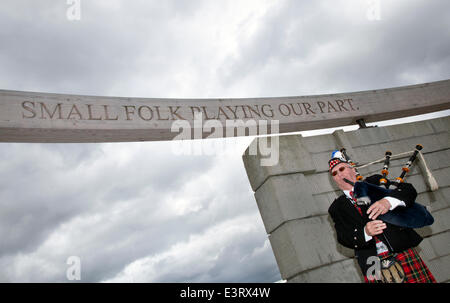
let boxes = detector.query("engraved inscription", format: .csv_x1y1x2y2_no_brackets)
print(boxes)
21,99,359,122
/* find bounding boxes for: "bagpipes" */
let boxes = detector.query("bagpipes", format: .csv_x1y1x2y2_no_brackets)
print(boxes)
338,145,434,229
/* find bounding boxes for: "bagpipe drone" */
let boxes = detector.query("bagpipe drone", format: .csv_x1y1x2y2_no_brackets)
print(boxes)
334,145,434,229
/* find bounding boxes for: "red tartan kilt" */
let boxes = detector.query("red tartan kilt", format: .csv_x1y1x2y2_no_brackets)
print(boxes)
365,248,436,283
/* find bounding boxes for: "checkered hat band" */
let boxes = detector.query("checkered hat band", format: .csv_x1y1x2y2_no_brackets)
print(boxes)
329,158,345,171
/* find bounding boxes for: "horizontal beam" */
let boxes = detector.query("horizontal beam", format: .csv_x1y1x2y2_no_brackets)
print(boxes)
1,80,449,143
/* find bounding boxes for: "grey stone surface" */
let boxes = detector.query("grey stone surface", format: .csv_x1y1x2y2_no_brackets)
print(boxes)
311,191,341,216
255,173,321,234
303,134,337,153
346,126,391,147
243,135,315,191
418,237,438,261
427,231,450,258
269,216,351,280
417,189,450,210
386,120,436,141
427,254,450,283
429,115,450,133
288,258,363,283
422,207,450,235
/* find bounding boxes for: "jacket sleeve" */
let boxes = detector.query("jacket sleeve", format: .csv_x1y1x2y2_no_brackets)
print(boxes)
328,201,373,250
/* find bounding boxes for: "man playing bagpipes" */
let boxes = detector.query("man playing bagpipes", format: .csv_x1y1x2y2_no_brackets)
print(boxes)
328,146,436,283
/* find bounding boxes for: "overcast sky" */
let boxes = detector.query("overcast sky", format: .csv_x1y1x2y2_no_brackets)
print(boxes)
0,0,449,282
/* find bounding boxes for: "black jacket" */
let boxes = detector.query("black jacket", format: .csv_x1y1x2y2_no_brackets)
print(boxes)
328,175,423,275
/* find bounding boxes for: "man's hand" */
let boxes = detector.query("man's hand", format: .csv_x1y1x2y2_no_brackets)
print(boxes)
365,220,387,236
367,198,391,220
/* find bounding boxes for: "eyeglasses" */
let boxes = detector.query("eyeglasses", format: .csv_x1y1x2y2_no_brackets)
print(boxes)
331,166,346,176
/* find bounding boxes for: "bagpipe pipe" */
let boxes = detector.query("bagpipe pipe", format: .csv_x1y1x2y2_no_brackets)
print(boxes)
339,145,434,229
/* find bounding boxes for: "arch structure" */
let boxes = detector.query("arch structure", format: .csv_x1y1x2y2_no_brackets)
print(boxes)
0,80,449,143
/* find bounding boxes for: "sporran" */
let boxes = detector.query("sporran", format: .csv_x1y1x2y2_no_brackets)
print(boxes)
380,255,405,283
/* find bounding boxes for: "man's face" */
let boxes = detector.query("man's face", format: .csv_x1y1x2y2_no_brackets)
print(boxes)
331,162,357,191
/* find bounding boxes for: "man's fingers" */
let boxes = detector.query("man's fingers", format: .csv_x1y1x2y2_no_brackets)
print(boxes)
366,221,387,236
367,205,378,216
369,208,382,219
367,201,382,212
375,208,384,218
367,204,376,213
374,224,386,233
367,201,389,218
368,205,388,219
375,224,387,231
369,220,384,226
374,223,386,233
374,221,387,228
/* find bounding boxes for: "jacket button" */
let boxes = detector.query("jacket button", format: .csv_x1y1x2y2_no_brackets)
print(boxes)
354,236,357,240
354,229,357,232
354,245,358,248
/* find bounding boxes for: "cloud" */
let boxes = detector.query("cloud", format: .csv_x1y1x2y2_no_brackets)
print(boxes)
219,0,450,96
103,213,278,283
0,138,278,282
